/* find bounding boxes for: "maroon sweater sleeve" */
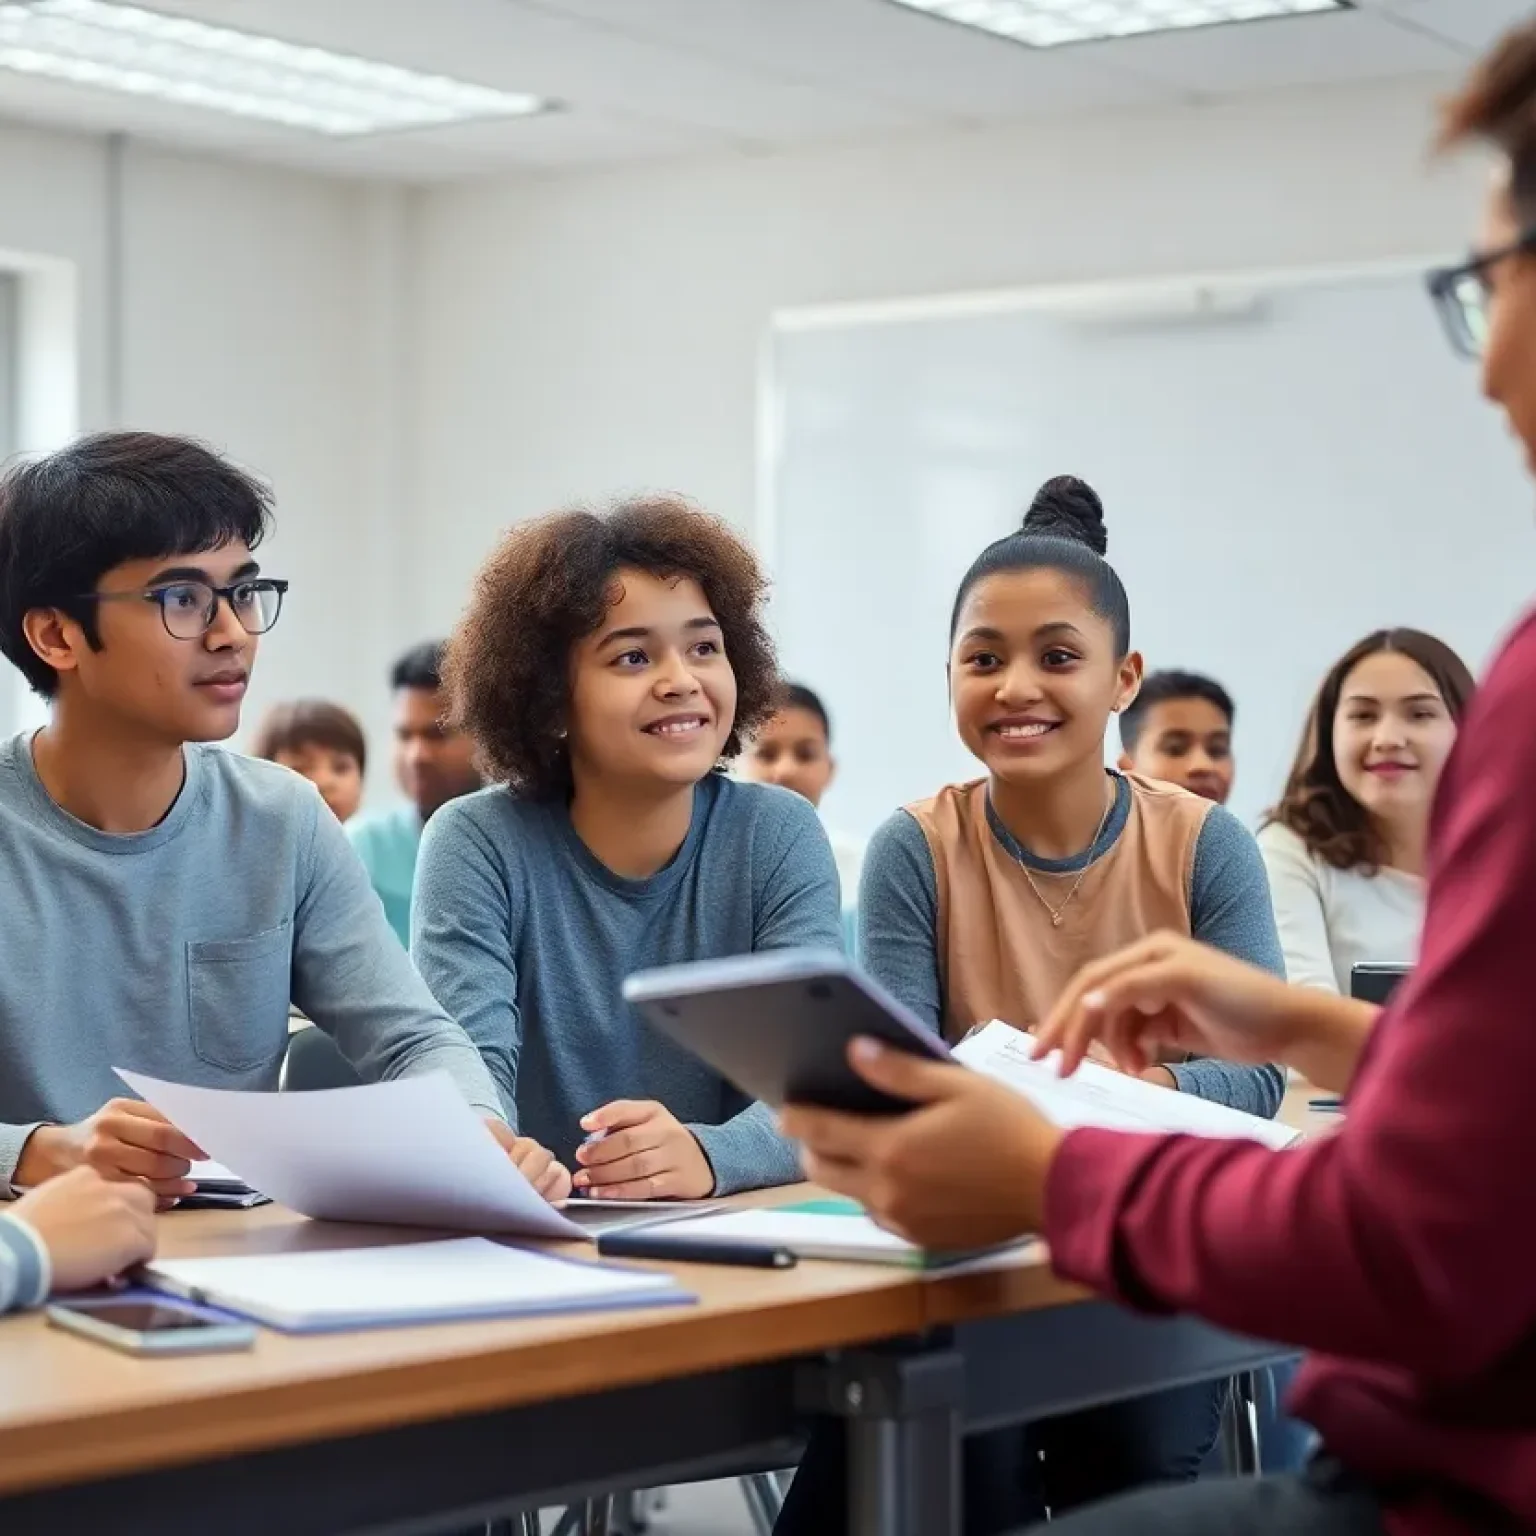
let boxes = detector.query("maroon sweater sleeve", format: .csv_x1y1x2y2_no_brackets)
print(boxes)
1045,613,1536,1385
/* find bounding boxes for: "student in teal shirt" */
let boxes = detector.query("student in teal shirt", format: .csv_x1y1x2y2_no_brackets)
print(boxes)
346,641,482,945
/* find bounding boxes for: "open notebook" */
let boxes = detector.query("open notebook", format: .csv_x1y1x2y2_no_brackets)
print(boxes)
142,1237,693,1333
613,1199,1030,1270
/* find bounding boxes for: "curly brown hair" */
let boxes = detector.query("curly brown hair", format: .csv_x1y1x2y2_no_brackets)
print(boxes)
1265,629,1475,874
444,494,779,799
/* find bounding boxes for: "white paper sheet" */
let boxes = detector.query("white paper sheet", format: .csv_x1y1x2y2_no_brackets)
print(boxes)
953,1021,1300,1150
146,1236,686,1330
118,1069,586,1239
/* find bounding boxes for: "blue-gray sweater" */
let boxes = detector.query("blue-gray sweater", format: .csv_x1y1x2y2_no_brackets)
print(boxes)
0,1215,46,1313
0,733,503,1189
860,775,1286,1117
412,774,843,1195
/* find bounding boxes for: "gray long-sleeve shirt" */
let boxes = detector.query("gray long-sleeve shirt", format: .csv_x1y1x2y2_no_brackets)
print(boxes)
411,774,844,1196
859,778,1286,1118
0,733,503,1186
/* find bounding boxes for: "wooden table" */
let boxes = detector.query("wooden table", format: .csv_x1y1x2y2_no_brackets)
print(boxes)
0,1182,1297,1536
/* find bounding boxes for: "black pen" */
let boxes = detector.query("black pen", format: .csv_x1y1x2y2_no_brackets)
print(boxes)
598,1233,798,1269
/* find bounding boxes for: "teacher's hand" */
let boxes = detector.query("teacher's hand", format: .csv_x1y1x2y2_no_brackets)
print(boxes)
1032,932,1311,1079
781,1039,1062,1251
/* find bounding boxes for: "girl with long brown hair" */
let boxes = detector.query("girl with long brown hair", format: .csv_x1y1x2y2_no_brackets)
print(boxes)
1259,629,1474,992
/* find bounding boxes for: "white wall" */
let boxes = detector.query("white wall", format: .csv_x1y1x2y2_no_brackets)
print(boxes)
410,76,1488,629
769,270,1534,838
0,123,418,782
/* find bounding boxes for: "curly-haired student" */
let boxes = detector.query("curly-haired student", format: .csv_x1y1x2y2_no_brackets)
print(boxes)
411,494,843,1199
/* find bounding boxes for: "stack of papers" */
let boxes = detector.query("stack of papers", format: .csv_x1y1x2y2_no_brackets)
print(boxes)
954,1021,1301,1148
184,1159,270,1211
144,1236,692,1332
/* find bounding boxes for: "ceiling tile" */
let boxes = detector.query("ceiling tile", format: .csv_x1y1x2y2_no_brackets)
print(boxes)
132,0,932,147
0,0,1492,177
1363,0,1536,53
532,0,1179,120
1071,8,1463,94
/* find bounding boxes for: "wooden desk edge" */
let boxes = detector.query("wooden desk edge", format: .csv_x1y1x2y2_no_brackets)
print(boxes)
0,1280,921,1498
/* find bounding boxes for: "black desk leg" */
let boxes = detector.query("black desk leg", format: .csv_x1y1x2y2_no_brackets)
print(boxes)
798,1342,964,1536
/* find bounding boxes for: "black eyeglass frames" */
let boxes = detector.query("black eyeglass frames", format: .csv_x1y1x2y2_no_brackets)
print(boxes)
1426,225,1536,360
75,578,289,641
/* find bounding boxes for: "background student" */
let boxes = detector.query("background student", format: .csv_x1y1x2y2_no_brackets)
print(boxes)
412,495,842,1200
0,1169,156,1313
1259,629,1473,992
1117,669,1236,805
0,432,567,1203
346,640,484,947
251,698,367,822
779,478,1285,1535
738,679,866,940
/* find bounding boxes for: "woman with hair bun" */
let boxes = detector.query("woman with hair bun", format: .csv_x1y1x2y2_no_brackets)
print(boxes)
778,475,1286,1532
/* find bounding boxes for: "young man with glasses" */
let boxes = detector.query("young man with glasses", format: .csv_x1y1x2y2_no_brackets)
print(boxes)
0,432,570,1204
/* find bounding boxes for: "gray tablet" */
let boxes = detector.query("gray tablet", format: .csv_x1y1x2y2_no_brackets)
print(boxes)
622,948,950,1117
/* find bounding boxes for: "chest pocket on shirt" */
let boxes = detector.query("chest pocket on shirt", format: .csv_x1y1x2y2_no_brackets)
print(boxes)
186,923,293,1073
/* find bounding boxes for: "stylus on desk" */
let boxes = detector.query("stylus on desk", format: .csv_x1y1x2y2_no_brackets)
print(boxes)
598,1233,798,1270
1309,1097,1344,1113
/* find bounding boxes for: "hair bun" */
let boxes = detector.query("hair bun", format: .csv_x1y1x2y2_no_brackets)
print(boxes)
1022,475,1107,555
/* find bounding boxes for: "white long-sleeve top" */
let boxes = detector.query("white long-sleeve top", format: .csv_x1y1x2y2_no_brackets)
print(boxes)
1257,821,1424,994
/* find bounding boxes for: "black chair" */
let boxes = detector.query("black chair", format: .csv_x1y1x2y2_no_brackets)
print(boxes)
282,1024,362,1091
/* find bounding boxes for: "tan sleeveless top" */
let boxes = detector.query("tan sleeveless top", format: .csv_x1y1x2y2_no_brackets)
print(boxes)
905,772,1211,1043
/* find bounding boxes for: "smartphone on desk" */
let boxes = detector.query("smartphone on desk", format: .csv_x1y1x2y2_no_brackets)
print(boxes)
45,1292,257,1357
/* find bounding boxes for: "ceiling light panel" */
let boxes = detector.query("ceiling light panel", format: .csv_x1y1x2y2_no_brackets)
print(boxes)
0,0,548,135
886,0,1349,49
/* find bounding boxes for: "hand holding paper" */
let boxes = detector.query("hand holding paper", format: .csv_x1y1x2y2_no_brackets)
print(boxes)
485,1120,572,1202
116,1069,587,1239
16,1098,205,1199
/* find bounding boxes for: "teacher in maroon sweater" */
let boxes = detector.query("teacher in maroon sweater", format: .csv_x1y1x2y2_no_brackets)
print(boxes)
780,25,1536,1536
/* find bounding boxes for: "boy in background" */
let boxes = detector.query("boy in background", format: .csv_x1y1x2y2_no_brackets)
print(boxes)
346,641,483,946
252,699,367,822
1118,670,1236,805
740,681,865,910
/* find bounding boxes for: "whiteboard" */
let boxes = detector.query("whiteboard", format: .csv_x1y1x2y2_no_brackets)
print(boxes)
763,268,1536,838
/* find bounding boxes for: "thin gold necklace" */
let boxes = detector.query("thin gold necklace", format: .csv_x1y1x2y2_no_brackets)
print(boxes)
1010,785,1115,928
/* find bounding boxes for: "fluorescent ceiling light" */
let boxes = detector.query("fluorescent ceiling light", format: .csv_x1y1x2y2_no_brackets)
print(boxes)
886,0,1349,49
0,0,548,135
